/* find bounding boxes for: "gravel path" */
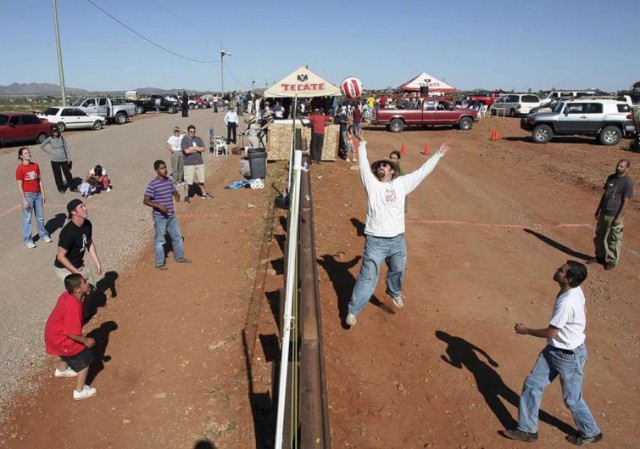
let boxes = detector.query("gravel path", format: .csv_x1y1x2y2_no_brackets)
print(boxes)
0,108,231,409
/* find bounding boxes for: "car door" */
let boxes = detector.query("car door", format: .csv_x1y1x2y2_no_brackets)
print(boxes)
8,115,29,141
97,98,109,117
433,101,456,124
21,114,44,141
582,102,604,133
556,103,588,132
81,99,99,116
422,100,437,125
73,108,92,128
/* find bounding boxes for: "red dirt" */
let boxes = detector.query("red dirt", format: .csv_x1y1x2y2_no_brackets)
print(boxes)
2,117,639,449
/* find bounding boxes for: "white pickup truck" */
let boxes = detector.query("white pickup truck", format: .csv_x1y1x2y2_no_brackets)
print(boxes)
72,97,137,124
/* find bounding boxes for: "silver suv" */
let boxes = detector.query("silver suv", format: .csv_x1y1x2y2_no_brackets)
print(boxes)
521,98,634,145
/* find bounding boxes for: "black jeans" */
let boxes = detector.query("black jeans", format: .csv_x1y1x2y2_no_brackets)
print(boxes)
51,161,74,191
311,132,324,163
227,123,237,144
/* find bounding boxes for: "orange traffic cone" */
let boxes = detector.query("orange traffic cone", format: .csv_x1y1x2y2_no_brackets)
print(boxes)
490,129,497,141
423,143,430,155
400,142,407,155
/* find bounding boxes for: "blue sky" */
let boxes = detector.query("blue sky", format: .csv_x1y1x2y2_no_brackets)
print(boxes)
2,0,639,93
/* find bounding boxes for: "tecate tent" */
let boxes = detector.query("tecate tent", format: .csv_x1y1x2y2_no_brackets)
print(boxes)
264,66,341,98
400,72,456,94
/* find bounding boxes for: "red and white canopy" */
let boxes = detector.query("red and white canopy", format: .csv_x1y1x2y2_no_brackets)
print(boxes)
399,72,456,93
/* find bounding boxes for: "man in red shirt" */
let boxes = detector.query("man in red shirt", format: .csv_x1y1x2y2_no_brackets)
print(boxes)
307,109,331,164
44,273,98,400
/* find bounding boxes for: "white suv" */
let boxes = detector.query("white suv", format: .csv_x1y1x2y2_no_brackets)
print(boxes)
490,94,541,117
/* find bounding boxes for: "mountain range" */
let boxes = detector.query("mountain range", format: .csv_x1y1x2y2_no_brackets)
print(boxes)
0,83,200,96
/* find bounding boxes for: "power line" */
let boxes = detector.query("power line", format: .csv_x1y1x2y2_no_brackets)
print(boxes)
224,62,251,90
86,0,218,64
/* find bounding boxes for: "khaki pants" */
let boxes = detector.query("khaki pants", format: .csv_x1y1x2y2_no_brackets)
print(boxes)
54,265,96,287
594,214,624,265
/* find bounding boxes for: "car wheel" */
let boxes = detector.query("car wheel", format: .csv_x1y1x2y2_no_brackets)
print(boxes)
136,105,145,114
389,118,404,133
167,105,176,114
57,122,66,132
532,124,553,143
509,108,517,117
458,117,473,130
36,133,48,144
598,126,621,145
115,113,127,124
92,120,103,130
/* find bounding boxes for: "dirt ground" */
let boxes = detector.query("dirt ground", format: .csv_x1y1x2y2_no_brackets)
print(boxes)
1,116,639,449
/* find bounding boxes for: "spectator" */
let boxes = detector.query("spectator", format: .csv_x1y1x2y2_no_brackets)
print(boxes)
44,273,98,400
224,106,239,144
39,126,76,194
307,109,331,164
15,147,52,248
166,126,186,190
181,125,213,202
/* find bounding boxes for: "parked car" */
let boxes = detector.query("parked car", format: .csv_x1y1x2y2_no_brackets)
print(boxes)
490,94,541,117
38,107,106,132
470,90,506,107
539,90,596,106
0,112,54,147
72,97,137,124
521,98,635,145
372,99,478,132
133,94,180,114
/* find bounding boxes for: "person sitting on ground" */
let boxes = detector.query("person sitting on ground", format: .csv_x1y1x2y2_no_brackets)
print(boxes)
44,273,98,401
79,165,112,198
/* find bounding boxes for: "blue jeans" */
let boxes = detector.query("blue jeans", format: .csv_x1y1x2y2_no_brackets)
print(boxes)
348,234,407,316
22,192,49,245
518,344,601,437
153,215,185,267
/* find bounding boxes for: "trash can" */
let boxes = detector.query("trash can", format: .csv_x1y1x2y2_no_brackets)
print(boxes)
247,148,267,179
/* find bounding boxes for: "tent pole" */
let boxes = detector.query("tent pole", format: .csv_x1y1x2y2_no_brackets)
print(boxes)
287,95,299,191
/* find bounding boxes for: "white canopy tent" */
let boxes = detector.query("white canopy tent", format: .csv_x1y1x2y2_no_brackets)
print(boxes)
400,72,456,94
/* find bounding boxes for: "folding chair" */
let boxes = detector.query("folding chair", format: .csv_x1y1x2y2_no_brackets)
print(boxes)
209,127,228,156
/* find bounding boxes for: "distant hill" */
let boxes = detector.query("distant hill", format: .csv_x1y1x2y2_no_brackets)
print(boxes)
0,83,213,96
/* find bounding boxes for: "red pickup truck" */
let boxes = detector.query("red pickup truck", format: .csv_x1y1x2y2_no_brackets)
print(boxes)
372,99,478,133
470,90,505,107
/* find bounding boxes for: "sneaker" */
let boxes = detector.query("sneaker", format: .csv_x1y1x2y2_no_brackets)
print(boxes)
345,313,357,326
184,196,191,203
26,242,36,249
54,367,78,378
106,186,112,192
392,295,404,308
604,262,616,271
155,264,168,271
199,193,214,200
503,429,538,442
566,432,603,446
73,385,97,401
42,236,53,243
175,258,192,264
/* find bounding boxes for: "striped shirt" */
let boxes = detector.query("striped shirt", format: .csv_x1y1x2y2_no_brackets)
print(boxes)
144,177,176,218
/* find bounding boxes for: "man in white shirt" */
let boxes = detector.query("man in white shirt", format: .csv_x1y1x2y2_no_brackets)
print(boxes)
165,126,185,186
504,261,603,446
224,107,239,144
346,135,450,326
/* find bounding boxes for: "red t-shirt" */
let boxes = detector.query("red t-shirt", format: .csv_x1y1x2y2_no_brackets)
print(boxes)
308,115,331,135
15,163,41,194
44,292,85,356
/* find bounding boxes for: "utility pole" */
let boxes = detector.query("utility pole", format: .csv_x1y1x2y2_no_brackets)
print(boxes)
220,42,231,99
51,0,67,105
252,75,256,92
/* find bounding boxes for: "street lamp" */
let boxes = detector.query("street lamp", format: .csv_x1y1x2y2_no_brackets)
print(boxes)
220,44,231,100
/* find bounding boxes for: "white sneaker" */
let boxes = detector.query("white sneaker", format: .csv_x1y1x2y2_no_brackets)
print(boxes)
346,313,357,326
73,385,97,401
392,296,404,308
43,236,53,243
54,367,78,378
26,242,36,249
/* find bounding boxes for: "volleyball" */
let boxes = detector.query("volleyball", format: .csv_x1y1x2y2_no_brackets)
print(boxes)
341,77,363,99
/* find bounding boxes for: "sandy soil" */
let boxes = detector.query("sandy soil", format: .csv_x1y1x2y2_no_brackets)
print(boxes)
1,115,639,449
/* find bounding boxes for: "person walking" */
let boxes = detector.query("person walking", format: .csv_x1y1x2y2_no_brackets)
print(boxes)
589,159,633,271
345,135,450,326
181,125,213,202
166,126,186,195
15,147,52,248
504,261,603,446
39,126,76,193
182,91,189,118
224,106,239,144
44,273,98,400
143,160,191,270
212,94,219,113
54,199,103,286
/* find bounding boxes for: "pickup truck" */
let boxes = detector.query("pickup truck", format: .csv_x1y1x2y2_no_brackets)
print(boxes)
373,100,478,132
72,97,137,124
133,94,180,114
470,91,505,107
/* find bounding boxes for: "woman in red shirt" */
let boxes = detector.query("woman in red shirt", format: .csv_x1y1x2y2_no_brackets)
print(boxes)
15,147,51,248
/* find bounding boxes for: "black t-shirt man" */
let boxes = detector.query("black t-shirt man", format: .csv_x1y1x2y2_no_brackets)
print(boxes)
54,220,92,269
601,174,634,216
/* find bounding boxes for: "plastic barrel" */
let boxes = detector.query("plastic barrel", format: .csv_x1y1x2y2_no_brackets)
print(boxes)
247,148,267,179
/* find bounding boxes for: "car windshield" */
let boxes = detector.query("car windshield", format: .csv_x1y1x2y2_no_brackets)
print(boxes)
553,102,565,113
72,99,83,106
43,107,59,115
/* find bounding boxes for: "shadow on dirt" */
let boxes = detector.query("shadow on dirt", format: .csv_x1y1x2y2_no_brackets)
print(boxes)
193,439,217,449
350,218,365,237
523,228,592,260
83,271,119,324
44,213,67,237
504,136,600,146
436,331,575,436
86,320,118,385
